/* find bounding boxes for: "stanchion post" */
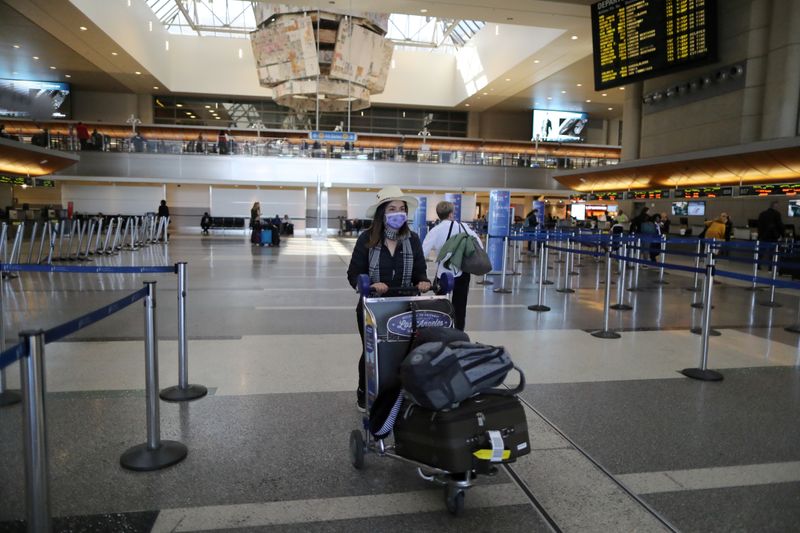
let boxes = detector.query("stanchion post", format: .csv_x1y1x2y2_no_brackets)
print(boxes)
541,238,554,285
0,222,6,263
760,243,782,308
476,234,493,285
686,239,702,292
556,239,575,294
19,330,52,532
653,235,669,285
10,221,25,264
681,251,724,381
120,282,188,471
493,236,512,294
528,240,550,312
610,240,632,310
0,276,21,406
746,240,761,290
628,237,642,292
26,221,39,264
568,238,579,276
591,249,621,339
161,263,208,402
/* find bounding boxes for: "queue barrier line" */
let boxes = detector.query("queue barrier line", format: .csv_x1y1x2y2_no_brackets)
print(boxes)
0,286,149,371
608,254,705,275
713,269,800,290
623,245,705,259
0,263,176,274
544,244,603,258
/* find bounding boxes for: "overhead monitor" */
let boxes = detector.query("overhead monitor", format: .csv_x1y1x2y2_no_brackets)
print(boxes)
672,201,688,216
570,203,586,221
789,200,800,218
687,201,705,216
607,205,618,213
532,110,588,142
0,78,71,119
590,0,718,91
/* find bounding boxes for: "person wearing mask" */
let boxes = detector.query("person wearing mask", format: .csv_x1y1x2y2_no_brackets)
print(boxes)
757,201,784,269
347,187,430,411
422,201,483,331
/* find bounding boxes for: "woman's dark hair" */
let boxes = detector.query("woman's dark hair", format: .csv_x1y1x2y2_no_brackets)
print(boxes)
367,201,410,248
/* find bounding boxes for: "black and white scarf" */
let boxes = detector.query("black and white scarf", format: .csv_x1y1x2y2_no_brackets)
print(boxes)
368,229,413,287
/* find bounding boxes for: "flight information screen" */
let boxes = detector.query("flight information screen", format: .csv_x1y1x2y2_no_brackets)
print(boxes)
591,0,717,90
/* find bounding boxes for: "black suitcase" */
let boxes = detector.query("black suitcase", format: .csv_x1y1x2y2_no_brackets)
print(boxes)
393,394,530,474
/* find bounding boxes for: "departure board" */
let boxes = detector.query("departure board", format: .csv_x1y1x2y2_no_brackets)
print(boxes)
625,189,670,199
673,186,733,198
591,0,717,90
739,183,800,196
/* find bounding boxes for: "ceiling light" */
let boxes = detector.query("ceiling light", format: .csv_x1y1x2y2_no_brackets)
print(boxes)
420,8,428,13
561,90,566,94
49,66,56,70
165,40,170,51
586,99,591,103
185,112,191,116
619,87,625,90
176,103,183,107
533,60,540,64
205,105,211,108
465,103,471,107
148,21,153,32
505,78,511,81
571,35,578,40
153,86,159,90
79,26,87,31
135,71,141,75
32,56,39,60
12,45,20,49
576,83,582,87
215,117,221,120
547,96,552,100
608,107,613,111
112,52,118,56
64,74,71,78
602,93,607,96
238,48,243,59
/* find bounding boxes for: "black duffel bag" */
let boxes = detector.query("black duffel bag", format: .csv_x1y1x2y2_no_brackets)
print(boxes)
400,341,525,411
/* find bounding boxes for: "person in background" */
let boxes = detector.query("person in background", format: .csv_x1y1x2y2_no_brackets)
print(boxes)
201,212,212,235
523,208,539,251
616,209,630,231
195,133,205,153
630,206,650,234
422,200,483,331
647,213,663,262
660,212,671,235
31,127,49,147
757,201,784,269
218,130,229,155
158,200,169,218
131,132,145,152
76,122,90,150
282,214,293,235
346,187,430,411
0,124,8,138
704,213,728,241
91,128,103,151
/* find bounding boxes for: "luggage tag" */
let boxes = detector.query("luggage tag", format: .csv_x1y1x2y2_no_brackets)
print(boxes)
472,430,510,462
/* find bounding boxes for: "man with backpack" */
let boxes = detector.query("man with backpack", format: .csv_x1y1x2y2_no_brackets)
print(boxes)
422,201,483,331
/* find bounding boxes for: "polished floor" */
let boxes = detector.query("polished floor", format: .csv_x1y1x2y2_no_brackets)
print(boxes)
0,235,798,532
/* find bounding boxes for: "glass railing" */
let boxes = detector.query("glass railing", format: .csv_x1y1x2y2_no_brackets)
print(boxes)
5,132,620,170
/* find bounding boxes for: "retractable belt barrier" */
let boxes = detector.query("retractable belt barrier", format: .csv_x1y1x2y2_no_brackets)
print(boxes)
0,263,176,274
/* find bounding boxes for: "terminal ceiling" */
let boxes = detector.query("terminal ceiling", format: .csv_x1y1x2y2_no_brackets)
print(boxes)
0,0,622,120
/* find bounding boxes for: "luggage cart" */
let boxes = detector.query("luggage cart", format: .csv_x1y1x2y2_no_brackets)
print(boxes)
349,272,496,515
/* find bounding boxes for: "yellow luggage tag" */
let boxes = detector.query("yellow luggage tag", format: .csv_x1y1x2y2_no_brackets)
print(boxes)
473,430,509,462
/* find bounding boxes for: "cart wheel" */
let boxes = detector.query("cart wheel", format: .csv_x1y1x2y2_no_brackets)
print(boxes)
349,430,365,469
445,486,465,515
357,274,371,297
439,272,455,295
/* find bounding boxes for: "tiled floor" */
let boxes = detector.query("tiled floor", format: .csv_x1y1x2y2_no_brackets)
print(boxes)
0,235,798,532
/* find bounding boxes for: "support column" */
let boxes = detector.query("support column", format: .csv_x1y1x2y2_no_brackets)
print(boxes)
620,82,643,161
760,0,800,140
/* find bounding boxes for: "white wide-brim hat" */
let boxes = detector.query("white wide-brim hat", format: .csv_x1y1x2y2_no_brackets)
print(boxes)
365,186,419,219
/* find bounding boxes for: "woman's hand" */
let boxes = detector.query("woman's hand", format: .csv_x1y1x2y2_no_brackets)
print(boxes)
416,281,432,293
370,282,389,295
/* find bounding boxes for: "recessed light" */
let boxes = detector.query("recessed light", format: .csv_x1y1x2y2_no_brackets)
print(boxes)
32,56,39,60
619,87,625,90
561,90,566,94
465,103,471,107
238,48,243,59
12,45,20,49
215,117,221,120
64,74,71,78
112,52,118,56
576,83,582,87
135,71,141,75
185,112,191,116
571,35,578,40
420,8,428,13
533,60,540,64
586,99,591,103
148,21,153,32
79,26,87,31
49,66,56,70
176,104,183,107
153,86,159,90
547,97,552,100
602,93,607,96
482,92,488,95
205,105,211,108
608,107,613,111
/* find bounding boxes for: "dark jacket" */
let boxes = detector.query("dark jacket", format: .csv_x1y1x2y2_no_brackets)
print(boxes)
347,230,429,289
630,212,649,234
158,205,169,217
757,207,783,241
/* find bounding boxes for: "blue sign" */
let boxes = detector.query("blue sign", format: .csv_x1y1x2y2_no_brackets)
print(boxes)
309,131,357,142
487,190,511,273
444,193,462,221
412,196,428,241
533,200,546,227
387,310,453,337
